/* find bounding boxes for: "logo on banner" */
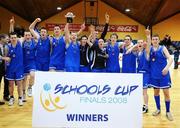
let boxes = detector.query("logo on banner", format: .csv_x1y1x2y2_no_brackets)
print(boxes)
40,83,66,112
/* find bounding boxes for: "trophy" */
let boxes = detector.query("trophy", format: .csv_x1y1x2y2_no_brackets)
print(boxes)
65,12,75,23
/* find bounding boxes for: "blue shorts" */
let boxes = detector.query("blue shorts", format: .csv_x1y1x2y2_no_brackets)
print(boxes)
92,68,106,73
36,61,49,71
80,65,91,72
65,67,80,72
24,61,36,75
6,71,24,81
150,75,171,89
142,73,150,89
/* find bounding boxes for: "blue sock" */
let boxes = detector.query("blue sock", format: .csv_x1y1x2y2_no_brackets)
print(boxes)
154,95,160,110
165,100,170,112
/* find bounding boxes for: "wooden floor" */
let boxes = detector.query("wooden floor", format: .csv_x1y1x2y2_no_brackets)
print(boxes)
0,66,179,128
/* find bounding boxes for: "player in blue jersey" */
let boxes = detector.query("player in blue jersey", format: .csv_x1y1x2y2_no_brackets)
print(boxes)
122,35,136,73
106,33,121,73
22,31,36,99
5,32,24,106
64,23,81,72
29,18,51,71
9,17,36,100
126,28,151,113
49,25,66,71
149,34,173,121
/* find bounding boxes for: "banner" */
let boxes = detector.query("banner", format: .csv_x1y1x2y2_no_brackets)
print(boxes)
46,23,138,32
32,72,142,128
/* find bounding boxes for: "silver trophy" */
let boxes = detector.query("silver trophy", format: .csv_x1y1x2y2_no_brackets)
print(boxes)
65,12,75,23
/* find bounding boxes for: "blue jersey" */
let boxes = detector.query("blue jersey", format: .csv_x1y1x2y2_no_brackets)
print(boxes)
50,36,66,70
106,43,120,72
150,46,170,79
137,49,150,73
6,42,23,73
122,47,136,73
65,42,80,71
23,39,36,63
36,37,50,63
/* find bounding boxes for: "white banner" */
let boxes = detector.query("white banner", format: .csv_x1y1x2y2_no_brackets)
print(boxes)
32,72,142,128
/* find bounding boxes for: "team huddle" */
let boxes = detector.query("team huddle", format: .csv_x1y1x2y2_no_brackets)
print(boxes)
0,13,173,121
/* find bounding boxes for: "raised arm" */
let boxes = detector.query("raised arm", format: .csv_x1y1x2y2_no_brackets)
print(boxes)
100,12,109,40
9,16,15,33
87,33,93,47
64,23,71,45
125,44,138,54
145,27,151,57
29,18,41,39
77,22,86,36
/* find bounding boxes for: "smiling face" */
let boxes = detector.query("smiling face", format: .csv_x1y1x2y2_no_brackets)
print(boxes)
10,34,17,44
98,39,104,49
1,35,9,44
124,35,132,46
53,26,61,36
70,32,77,42
80,36,88,46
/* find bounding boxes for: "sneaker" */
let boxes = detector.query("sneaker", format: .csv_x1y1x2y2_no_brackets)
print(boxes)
22,94,27,102
166,112,173,121
8,98,14,106
152,109,161,116
0,101,5,105
3,96,10,101
27,87,32,97
143,105,148,113
18,98,23,106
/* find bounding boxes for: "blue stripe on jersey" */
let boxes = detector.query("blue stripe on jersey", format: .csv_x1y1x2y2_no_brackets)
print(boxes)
122,47,136,73
50,36,66,69
106,42,120,72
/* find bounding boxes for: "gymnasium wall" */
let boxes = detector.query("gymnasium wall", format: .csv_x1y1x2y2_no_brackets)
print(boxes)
0,2,179,41
153,13,180,41
39,1,146,40
0,6,30,34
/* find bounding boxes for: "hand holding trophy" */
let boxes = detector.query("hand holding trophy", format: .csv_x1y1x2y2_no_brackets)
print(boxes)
65,12,75,23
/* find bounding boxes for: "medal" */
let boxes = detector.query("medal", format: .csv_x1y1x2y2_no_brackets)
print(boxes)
27,51,30,54
152,58,155,61
13,54,16,57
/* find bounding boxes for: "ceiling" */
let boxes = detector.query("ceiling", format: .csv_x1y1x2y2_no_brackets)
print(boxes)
0,0,179,26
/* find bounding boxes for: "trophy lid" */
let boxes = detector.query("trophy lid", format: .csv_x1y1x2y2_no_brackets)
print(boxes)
65,12,75,18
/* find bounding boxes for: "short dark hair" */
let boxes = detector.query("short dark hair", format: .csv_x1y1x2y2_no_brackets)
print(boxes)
0,34,8,40
54,25,60,28
110,33,118,39
24,30,31,33
80,35,88,40
125,35,132,40
40,27,47,31
9,32,17,36
152,34,160,39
